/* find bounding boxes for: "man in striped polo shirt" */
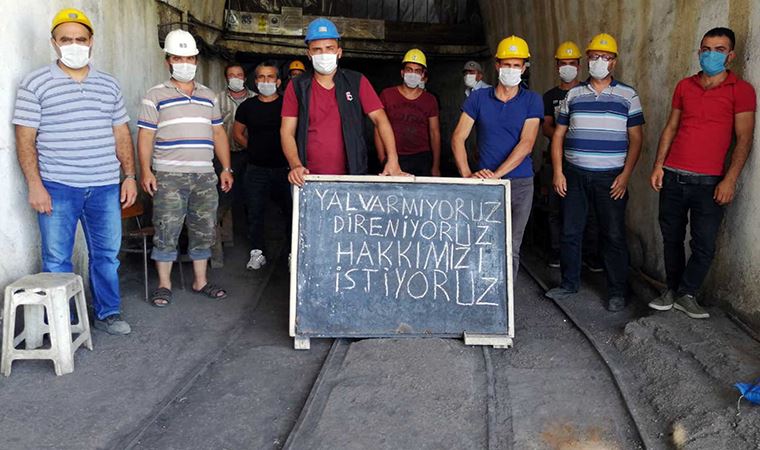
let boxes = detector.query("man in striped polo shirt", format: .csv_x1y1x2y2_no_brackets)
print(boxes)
546,33,644,312
138,30,233,307
12,8,136,335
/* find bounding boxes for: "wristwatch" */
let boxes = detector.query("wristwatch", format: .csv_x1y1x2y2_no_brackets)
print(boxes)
124,174,136,180
222,167,234,174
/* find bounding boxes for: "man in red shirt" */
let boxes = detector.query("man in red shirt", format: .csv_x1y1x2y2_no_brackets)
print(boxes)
281,18,402,185
375,49,441,176
649,27,756,319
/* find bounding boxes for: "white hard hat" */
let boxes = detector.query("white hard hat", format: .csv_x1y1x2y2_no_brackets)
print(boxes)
163,29,199,56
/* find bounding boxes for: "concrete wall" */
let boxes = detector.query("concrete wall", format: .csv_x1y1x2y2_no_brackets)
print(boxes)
0,0,226,292
478,0,760,329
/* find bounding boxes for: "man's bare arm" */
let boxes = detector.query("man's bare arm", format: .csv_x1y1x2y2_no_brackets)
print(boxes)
451,112,475,178
15,125,52,214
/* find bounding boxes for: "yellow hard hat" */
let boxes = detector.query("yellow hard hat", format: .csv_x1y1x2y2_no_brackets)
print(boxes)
495,36,530,59
555,41,582,60
402,48,427,68
51,8,94,34
289,60,306,71
586,33,618,55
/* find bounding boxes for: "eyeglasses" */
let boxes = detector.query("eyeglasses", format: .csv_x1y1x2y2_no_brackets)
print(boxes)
588,54,616,62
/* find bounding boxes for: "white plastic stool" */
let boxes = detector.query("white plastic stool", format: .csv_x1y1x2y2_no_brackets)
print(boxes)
1,273,93,376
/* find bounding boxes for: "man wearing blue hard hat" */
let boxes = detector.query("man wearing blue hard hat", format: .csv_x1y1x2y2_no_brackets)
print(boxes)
281,18,403,185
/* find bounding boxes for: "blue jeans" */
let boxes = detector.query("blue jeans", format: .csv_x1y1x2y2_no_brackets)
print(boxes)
38,181,122,320
560,164,629,298
245,165,292,255
658,171,724,296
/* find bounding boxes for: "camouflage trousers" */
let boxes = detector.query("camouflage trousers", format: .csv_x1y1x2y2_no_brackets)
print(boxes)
151,172,218,262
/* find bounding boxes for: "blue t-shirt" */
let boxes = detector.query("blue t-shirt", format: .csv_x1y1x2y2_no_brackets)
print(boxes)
462,87,543,179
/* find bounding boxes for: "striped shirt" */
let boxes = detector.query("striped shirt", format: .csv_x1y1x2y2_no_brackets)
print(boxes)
557,79,645,170
218,89,255,152
11,63,129,187
137,80,223,173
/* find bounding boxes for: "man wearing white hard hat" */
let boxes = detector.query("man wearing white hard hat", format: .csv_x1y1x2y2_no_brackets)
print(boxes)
12,8,136,335
137,29,234,307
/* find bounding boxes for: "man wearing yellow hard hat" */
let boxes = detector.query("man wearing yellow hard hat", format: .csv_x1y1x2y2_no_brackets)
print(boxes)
547,33,645,313
376,49,441,176
540,41,582,268
12,8,137,334
452,35,543,275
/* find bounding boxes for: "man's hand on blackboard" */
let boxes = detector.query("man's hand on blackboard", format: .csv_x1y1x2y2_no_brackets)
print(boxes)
289,166,309,187
470,169,495,179
379,161,409,177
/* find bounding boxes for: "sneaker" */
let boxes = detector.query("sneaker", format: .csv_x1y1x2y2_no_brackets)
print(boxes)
607,296,626,312
674,294,710,319
246,249,267,270
583,256,604,273
648,289,675,311
94,314,131,335
545,286,578,300
547,250,560,268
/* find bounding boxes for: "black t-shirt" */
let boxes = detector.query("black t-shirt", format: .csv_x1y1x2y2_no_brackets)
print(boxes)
542,86,569,154
234,96,287,168
543,86,568,122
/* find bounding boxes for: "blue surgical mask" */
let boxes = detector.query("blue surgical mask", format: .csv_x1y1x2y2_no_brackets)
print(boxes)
699,51,727,76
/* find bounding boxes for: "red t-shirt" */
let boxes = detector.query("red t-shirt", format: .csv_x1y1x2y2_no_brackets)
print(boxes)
665,71,756,175
282,75,384,175
379,87,438,156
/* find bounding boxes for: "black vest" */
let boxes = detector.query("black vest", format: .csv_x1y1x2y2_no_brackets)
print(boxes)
292,68,368,175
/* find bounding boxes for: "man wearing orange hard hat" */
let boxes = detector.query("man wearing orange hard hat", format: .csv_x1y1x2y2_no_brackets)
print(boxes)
288,60,306,79
12,8,137,335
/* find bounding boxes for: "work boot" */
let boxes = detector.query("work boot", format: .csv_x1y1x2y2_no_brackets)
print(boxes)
673,294,710,319
545,286,577,300
648,289,674,311
246,249,267,270
606,296,626,312
94,314,131,335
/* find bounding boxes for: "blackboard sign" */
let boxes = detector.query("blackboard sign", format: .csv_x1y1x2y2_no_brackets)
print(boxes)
289,175,514,348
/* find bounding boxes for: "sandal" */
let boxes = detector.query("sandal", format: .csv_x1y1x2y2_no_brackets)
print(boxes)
192,283,228,300
151,287,172,307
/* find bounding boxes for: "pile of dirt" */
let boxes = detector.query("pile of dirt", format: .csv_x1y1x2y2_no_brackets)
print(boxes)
615,312,760,449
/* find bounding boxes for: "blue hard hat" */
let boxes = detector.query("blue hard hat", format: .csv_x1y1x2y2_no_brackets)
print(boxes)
305,18,340,43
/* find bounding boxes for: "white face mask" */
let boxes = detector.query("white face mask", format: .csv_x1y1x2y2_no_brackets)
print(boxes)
311,53,338,75
558,65,578,83
257,82,277,97
228,77,245,92
463,73,477,88
172,63,196,82
589,59,610,80
418,81,426,90
58,43,91,69
498,67,522,87
403,72,422,88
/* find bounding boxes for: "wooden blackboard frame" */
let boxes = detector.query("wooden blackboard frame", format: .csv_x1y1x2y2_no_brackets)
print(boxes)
289,175,514,349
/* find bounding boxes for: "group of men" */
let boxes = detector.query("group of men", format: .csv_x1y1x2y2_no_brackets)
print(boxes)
11,8,754,336
541,27,755,319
